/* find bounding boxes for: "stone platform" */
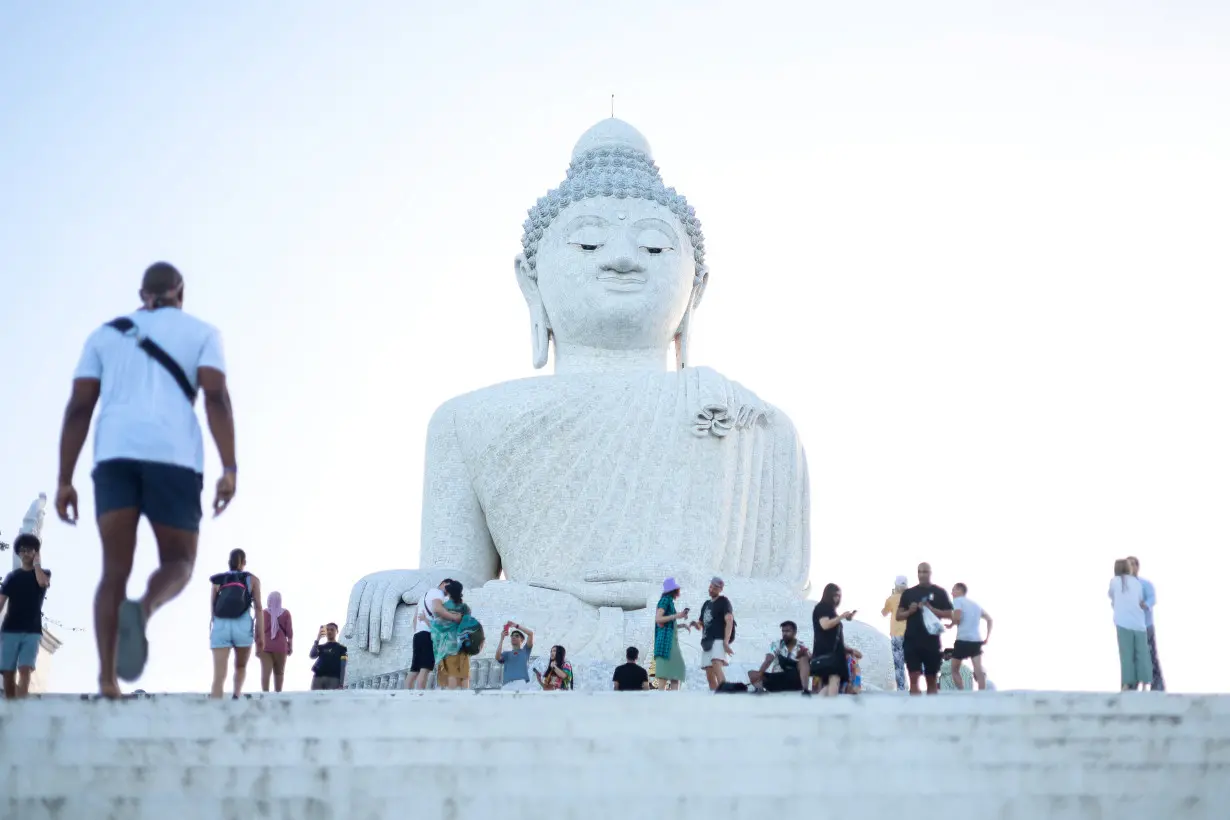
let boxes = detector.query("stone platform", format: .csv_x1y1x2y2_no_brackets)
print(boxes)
2,691,1227,819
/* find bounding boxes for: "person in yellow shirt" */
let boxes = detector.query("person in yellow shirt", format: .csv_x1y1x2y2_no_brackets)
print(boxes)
882,575,908,691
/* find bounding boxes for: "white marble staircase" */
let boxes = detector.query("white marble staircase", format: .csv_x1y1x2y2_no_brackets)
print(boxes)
2,691,1227,819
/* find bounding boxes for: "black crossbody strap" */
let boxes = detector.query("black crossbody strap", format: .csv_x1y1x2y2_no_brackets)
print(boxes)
106,317,197,404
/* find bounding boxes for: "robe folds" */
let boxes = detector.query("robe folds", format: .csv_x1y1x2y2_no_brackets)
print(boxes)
430,366,810,597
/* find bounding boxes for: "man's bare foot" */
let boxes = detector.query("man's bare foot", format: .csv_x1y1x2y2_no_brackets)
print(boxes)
98,679,123,699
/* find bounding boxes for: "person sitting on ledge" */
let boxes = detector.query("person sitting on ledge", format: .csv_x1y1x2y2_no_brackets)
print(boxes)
535,645,573,690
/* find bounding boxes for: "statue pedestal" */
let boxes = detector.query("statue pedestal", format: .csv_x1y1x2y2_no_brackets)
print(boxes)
343,579,895,691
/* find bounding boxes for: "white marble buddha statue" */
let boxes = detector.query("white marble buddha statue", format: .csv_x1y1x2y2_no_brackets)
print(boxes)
344,118,891,688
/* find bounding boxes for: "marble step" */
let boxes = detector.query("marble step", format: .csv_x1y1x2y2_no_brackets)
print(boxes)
3,692,1227,820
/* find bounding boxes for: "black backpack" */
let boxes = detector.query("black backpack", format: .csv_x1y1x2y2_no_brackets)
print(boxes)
213,571,252,618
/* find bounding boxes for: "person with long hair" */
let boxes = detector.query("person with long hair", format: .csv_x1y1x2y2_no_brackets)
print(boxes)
429,580,471,690
1110,558,1152,691
653,578,690,690
208,548,264,699
258,591,293,692
535,645,574,690
810,583,855,696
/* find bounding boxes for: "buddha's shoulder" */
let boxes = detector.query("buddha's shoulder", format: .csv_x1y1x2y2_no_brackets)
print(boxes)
427,369,801,440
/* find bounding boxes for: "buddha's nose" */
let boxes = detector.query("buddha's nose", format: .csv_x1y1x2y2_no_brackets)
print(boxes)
600,237,646,274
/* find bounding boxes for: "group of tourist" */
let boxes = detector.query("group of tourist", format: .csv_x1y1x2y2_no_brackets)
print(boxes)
880,564,994,694
1110,556,1165,692
24,262,1167,699
205,547,349,698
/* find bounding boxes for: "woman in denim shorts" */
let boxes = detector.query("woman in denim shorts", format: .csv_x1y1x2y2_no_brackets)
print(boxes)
208,548,264,698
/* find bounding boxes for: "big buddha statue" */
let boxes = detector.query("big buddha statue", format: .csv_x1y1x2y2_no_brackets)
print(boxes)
344,119,892,690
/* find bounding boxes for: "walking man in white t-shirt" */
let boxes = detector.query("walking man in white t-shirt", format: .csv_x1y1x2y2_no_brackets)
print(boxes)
407,578,457,689
948,582,992,691
55,262,237,699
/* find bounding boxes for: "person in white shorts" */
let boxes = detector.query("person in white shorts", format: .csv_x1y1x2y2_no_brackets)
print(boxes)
691,577,735,691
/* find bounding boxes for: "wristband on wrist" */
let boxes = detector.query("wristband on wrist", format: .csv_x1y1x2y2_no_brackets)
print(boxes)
223,465,238,475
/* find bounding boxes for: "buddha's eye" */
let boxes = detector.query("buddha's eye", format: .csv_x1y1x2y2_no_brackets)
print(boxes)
576,243,600,252
637,228,674,256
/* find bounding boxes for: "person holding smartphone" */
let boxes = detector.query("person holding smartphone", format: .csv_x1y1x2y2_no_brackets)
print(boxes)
495,621,535,690
653,578,689,690
810,583,856,696
309,622,347,690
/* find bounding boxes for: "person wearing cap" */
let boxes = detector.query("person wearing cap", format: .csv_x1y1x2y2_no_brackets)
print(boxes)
653,577,689,690
0,533,52,699
881,575,909,692
691,576,735,691
55,262,238,699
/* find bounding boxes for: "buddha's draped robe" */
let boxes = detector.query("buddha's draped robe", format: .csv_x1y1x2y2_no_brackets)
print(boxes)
437,367,810,593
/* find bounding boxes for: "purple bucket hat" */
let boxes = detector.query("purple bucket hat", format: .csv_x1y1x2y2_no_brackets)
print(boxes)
662,577,681,594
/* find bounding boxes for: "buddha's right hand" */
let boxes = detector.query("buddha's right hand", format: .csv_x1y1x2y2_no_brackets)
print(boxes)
344,569,474,654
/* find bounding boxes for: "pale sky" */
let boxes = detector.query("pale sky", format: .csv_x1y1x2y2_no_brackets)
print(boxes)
2,1,1227,695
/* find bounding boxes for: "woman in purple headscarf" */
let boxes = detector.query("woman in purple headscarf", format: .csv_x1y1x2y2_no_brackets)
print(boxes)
258,591,293,692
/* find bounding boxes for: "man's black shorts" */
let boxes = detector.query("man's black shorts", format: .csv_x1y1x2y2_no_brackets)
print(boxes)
93,458,203,532
409,631,435,672
952,639,983,660
761,670,802,692
904,638,942,676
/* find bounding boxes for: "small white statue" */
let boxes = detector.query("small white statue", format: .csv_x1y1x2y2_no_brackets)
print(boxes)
344,119,890,688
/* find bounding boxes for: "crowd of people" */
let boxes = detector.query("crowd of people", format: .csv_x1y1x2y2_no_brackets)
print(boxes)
0,263,1168,699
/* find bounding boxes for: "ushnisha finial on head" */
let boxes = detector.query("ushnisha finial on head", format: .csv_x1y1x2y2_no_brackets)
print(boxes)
516,119,709,371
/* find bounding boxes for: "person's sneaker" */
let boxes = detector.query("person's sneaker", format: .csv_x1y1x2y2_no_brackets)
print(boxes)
116,600,149,682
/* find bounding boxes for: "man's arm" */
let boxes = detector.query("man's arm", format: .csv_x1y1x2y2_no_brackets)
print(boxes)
0,593,7,617
896,601,917,622
524,627,534,651
198,367,236,470
1142,582,1156,611
309,642,321,659
723,610,734,649
339,647,347,686
57,378,101,519
982,611,993,642
757,653,773,675
32,561,50,588
495,632,507,663
431,599,462,623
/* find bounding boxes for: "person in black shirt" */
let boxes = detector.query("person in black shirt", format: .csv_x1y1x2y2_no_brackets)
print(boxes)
310,622,347,690
810,583,855,696
690,577,735,691
895,562,953,695
612,646,650,691
0,534,52,699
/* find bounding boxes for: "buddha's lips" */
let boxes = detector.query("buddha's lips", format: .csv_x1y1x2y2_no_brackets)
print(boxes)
597,274,647,286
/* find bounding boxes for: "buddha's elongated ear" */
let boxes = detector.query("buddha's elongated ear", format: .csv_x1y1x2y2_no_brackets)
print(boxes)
673,265,708,370
515,254,551,369
691,264,709,310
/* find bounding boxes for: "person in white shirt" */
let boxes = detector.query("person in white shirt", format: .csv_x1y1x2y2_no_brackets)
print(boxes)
55,262,238,699
948,582,993,691
1109,558,1152,691
406,578,461,689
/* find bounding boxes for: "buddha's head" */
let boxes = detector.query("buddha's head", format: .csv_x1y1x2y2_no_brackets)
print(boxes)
517,119,708,369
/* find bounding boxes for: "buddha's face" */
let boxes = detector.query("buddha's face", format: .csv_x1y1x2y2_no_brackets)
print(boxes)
531,196,697,351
